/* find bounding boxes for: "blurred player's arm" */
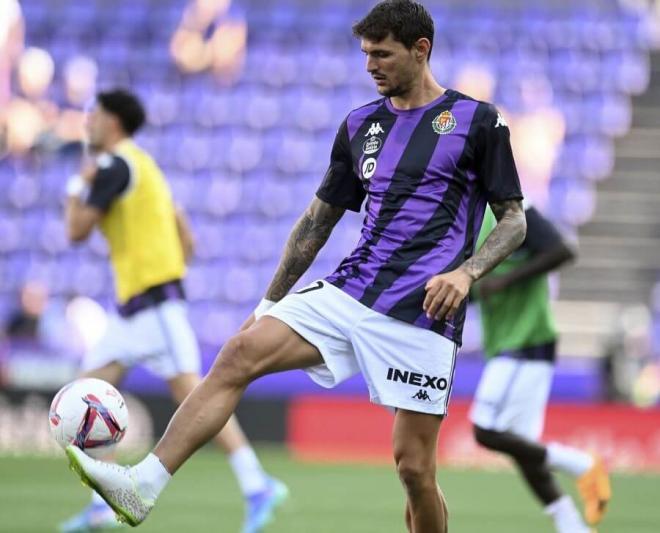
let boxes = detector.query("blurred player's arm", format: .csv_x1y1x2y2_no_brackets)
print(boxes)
65,155,130,243
175,206,195,263
265,197,345,302
477,206,576,299
65,165,103,242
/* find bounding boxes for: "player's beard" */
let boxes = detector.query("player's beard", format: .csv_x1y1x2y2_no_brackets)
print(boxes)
380,84,406,98
378,71,415,98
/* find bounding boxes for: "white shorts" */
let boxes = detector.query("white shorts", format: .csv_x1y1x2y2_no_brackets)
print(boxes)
266,280,458,415
82,300,201,380
469,356,554,440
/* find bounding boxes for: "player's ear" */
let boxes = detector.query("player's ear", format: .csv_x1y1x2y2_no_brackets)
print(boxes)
413,38,431,63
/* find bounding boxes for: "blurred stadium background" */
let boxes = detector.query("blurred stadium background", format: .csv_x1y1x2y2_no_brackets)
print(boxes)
1,0,660,531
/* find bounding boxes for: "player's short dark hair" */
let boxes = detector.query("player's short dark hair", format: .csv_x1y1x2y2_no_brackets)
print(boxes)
352,0,434,60
96,89,146,135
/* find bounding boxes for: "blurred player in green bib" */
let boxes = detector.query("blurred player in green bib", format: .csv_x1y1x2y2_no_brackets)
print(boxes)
470,204,611,532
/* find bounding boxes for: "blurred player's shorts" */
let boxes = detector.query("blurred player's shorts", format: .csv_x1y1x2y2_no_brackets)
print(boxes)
470,356,554,440
81,300,201,379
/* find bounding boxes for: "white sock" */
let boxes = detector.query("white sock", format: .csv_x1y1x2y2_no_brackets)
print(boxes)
228,445,269,496
546,442,594,477
545,495,590,533
132,453,172,501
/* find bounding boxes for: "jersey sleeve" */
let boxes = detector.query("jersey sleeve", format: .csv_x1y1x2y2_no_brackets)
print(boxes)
316,118,366,212
521,206,565,254
474,104,523,203
86,154,131,212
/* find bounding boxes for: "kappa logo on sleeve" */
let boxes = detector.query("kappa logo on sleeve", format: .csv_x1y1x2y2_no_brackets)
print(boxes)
495,113,508,128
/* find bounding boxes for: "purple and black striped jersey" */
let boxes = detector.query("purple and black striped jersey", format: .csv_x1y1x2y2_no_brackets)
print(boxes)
316,89,523,345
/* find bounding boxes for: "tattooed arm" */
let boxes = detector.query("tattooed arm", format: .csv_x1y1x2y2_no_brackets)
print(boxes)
265,197,345,301
461,199,527,281
423,198,526,321
239,197,344,330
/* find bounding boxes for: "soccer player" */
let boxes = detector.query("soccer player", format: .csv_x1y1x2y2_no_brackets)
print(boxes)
470,204,611,532
64,2,527,531
61,88,287,533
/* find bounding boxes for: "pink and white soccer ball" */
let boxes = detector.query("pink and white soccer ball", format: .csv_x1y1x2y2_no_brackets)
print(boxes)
49,378,128,459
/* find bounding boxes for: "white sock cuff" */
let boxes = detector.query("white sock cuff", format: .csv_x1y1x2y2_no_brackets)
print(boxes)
544,495,572,516
545,495,590,532
546,442,594,477
228,445,268,496
134,453,172,499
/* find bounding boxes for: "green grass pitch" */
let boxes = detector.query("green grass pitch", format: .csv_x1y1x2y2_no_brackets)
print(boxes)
1,448,659,532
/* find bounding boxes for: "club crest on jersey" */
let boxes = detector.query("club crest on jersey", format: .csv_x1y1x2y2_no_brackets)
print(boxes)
431,111,456,135
365,122,385,136
362,135,382,155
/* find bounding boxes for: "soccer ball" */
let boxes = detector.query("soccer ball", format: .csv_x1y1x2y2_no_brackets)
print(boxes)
49,378,128,459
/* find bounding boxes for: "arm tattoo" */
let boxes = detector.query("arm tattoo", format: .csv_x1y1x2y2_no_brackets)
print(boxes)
265,202,344,301
461,199,526,282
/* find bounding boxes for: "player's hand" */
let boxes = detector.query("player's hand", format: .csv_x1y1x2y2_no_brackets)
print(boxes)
80,162,98,184
423,268,474,321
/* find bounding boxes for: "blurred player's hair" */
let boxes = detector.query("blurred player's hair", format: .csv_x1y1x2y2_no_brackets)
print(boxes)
96,89,146,135
352,0,434,60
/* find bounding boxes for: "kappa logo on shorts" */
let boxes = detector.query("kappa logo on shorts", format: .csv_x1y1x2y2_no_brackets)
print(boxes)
386,367,448,390
411,389,432,402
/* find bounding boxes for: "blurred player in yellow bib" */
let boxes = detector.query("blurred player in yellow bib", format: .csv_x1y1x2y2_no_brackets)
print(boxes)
62,88,287,533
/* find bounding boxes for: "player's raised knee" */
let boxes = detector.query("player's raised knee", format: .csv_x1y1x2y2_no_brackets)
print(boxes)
209,332,260,386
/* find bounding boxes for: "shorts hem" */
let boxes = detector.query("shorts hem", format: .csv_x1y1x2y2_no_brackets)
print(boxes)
265,311,342,388
372,395,449,416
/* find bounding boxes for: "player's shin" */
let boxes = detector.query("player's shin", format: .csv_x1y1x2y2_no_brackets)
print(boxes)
153,372,248,474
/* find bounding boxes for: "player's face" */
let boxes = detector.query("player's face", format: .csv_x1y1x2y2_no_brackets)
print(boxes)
361,34,421,97
85,104,112,151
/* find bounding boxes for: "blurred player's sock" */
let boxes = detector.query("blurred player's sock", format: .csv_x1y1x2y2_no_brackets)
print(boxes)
545,495,591,533
58,497,123,532
546,442,594,476
242,477,289,533
91,490,109,507
229,445,270,496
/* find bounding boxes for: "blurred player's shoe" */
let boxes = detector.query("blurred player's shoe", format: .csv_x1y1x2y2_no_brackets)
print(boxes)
242,477,289,533
58,502,124,532
66,445,154,527
577,455,611,525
